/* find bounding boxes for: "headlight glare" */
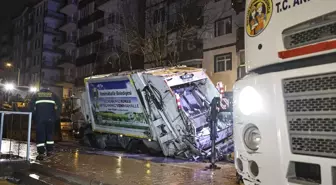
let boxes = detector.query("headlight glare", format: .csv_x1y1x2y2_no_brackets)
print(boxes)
238,86,262,115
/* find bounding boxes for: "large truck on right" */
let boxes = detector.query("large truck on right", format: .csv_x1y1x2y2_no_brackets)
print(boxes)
234,0,336,184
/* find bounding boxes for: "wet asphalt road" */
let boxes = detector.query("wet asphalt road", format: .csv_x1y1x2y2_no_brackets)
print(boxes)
1,139,237,185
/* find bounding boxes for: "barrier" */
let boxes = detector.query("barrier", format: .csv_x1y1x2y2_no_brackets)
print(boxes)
0,111,32,161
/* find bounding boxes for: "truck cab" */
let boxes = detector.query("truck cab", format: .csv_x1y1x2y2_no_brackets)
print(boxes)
234,0,336,184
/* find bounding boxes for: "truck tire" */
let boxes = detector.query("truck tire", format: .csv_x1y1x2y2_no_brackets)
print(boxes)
118,137,131,149
95,134,107,149
85,133,106,149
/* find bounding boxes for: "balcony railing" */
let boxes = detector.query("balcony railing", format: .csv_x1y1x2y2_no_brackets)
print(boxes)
45,10,64,20
96,0,110,7
44,26,62,35
43,44,64,53
67,16,78,23
96,17,122,28
58,55,76,65
98,40,122,53
65,35,77,43
59,75,75,83
63,0,77,6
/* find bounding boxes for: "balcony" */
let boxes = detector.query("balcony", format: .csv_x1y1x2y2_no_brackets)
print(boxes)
59,35,77,50
44,26,62,36
77,32,102,47
59,16,77,32
78,10,104,28
57,55,76,68
96,0,118,12
43,44,64,54
96,17,122,34
97,40,122,54
44,10,65,20
41,76,60,86
57,75,75,87
60,0,78,16
75,53,96,66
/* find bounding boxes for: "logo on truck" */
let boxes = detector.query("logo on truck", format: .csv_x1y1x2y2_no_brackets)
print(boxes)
246,0,273,37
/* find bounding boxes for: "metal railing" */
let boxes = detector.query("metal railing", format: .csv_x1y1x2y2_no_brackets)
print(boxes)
0,111,32,161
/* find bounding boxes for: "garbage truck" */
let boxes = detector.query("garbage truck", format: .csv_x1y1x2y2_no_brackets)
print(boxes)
234,0,336,184
77,66,234,159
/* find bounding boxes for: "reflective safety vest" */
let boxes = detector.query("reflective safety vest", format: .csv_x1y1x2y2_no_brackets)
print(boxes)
29,89,61,122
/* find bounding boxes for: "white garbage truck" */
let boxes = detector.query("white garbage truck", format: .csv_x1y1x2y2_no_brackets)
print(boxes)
77,66,234,159
234,0,336,184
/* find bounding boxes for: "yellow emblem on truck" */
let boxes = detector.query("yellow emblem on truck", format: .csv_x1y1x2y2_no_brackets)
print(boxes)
246,0,273,37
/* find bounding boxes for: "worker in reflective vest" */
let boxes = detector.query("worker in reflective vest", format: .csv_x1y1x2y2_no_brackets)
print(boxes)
29,86,61,160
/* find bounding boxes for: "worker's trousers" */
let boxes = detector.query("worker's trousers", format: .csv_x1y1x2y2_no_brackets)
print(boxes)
36,119,55,154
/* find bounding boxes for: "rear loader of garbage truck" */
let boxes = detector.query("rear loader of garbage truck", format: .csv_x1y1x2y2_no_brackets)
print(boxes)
81,66,234,159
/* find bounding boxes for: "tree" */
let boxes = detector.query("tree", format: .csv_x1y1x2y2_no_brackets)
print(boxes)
100,0,229,70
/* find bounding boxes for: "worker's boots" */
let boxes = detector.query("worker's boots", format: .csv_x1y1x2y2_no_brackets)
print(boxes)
36,154,45,161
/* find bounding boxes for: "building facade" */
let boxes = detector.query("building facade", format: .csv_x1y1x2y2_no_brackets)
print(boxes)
62,0,145,95
201,0,245,91
144,0,204,68
58,0,78,98
12,0,65,98
0,32,15,83
10,0,245,99
143,0,245,91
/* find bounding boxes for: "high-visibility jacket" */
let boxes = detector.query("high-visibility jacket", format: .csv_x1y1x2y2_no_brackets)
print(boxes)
29,89,62,122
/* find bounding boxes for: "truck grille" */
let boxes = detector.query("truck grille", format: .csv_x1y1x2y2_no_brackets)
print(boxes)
283,72,336,158
284,21,336,49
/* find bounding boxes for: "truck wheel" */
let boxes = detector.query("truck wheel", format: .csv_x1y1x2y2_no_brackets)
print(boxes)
95,134,107,149
118,136,131,149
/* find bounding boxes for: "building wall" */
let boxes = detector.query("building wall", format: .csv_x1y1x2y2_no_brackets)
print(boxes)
202,0,245,91
11,0,64,99
203,45,238,91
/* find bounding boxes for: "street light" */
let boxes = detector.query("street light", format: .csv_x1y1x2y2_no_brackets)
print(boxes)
4,83,15,91
4,62,20,86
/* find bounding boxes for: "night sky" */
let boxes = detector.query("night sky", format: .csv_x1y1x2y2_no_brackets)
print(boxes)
0,0,39,33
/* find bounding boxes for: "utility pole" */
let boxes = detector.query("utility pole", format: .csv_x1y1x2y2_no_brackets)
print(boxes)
17,68,20,86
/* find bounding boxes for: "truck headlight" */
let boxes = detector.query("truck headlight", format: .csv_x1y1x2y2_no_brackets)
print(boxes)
238,86,262,115
244,125,261,151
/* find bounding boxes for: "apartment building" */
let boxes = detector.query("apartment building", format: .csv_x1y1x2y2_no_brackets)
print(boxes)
12,0,65,98
69,0,145,94
144,0,204,68
201,0,245,91
144,0,245,91
0,32,15,83
58,0,78,98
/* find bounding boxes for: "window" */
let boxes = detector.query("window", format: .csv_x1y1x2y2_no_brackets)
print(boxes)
153,8,165,24
215,16,232,37
35,39,40,49
27,41,31,50
35,23,40,33
28,26,32,35
214,53,232,72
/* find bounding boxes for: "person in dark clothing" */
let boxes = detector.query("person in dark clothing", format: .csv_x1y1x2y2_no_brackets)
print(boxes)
29,86,61,160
